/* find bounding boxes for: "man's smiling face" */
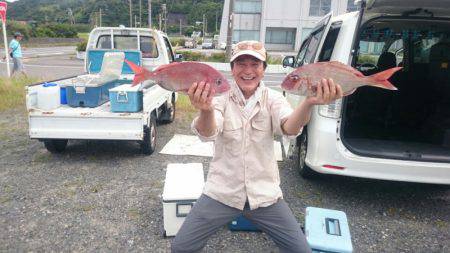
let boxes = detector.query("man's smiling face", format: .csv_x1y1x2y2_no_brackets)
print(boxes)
231,55,265,98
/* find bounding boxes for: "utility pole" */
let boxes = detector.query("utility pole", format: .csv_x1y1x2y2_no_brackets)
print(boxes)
202,14,206,37
148,0,152,28
226,0,234,60
162,4,167,33
215,11,218,32
159,14,162,31
99,8,102,27
134,15,137,28
179,19,182,36
129,0,133,27
139,0,142,27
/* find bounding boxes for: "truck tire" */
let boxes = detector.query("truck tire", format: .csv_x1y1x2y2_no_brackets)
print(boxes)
44,139,68,153
297,130,318,178
160,96,176,124
141,116,157,155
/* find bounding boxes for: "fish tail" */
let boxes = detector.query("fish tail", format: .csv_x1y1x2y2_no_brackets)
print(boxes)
367,67,402,90
124,59,152,86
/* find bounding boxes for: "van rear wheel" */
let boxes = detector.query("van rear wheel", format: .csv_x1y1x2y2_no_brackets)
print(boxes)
297,131,317,178
44,139,68,153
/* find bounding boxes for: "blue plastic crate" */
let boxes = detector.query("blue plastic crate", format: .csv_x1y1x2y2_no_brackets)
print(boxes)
109,84,143,112
228,215,261,232
305,207,353,253
66,80,118,108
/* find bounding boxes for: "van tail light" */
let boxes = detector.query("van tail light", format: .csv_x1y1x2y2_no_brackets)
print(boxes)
322,164,345,170
318,99,342,119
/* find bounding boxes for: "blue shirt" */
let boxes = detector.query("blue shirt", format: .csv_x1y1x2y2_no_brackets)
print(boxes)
9,39,22,58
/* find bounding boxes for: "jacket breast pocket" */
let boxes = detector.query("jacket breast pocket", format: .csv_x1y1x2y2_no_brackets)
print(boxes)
251,112,272,143
222,118,243,156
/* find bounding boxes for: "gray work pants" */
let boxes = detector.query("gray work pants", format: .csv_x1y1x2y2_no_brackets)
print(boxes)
171,194,312,253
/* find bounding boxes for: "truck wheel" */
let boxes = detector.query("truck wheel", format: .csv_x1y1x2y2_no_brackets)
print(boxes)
141,116,157,155
297,131,317,178
44,139,68,153
160,96,176,124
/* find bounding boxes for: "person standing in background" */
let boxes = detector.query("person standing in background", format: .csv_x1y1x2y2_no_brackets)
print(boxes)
3,32,27,77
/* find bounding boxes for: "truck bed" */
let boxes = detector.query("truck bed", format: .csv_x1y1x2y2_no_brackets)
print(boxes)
27,83,171,141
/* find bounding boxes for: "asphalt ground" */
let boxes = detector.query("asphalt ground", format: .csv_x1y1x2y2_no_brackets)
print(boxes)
0,104,448,252
0,52,448,252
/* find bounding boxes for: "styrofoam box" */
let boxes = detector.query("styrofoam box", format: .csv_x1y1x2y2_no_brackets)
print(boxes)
162,163,204,237
305,207,353,253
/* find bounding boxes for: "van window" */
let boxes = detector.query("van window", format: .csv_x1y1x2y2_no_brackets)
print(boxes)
295,25,326,66
163,37,175,62
318,22,342,61
294,13,331,67
96,35,158,58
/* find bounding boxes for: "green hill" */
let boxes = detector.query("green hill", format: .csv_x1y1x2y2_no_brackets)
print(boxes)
7,0,224,33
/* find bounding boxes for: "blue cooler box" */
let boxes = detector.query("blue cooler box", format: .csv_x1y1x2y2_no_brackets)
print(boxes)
228,215,261,232
66,80,118,107
305,207,353,253
109,84,143,112
66,50,142,108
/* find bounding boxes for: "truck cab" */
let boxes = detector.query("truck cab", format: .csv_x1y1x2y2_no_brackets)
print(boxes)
87,27,182,70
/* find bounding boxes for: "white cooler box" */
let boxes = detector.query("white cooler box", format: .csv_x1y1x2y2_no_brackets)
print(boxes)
162,163,204,237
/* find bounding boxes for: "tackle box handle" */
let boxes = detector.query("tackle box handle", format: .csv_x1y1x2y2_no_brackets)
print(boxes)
325,218,341,236
117,91,128,103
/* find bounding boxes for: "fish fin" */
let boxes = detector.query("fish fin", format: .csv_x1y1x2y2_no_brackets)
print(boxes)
124,59,152,86
368,67,402,90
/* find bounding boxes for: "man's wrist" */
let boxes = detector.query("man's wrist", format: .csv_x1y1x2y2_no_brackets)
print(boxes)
200,107,214,114
302,99,315,108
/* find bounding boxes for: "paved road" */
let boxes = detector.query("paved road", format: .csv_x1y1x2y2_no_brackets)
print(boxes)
20,46,76,58
0,54,287,86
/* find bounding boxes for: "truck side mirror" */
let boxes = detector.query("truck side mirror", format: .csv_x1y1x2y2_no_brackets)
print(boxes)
282,56,295,68
174,54,183,62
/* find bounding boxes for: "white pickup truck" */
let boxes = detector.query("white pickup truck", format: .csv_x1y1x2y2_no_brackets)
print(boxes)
26,27,181,155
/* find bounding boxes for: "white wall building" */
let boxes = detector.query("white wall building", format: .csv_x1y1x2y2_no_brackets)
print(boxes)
219,0,359,52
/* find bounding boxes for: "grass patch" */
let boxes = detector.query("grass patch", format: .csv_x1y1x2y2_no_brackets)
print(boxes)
176,94,197,123
435,219,448,229
89,184,103,193
32,152,53,163
77,33,89,41
150,180,164,189
0,77,40,111
0,196,12,204
77,204,96,212
127,208,140,220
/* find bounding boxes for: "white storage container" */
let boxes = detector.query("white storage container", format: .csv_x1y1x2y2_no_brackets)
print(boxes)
162,163,204,237
37,83,60,110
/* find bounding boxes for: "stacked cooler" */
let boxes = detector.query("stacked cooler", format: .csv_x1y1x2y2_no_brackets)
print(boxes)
162,163,205,237
57,50,144,111
63,51,124,108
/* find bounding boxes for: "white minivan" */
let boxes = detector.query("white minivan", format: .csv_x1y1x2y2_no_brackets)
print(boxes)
282,0,450,184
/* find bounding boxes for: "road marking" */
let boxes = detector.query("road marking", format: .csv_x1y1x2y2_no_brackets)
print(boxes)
0,62,83,69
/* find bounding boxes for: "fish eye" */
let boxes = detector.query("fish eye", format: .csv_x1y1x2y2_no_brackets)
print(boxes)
290,75,300,81
216,78,222,86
